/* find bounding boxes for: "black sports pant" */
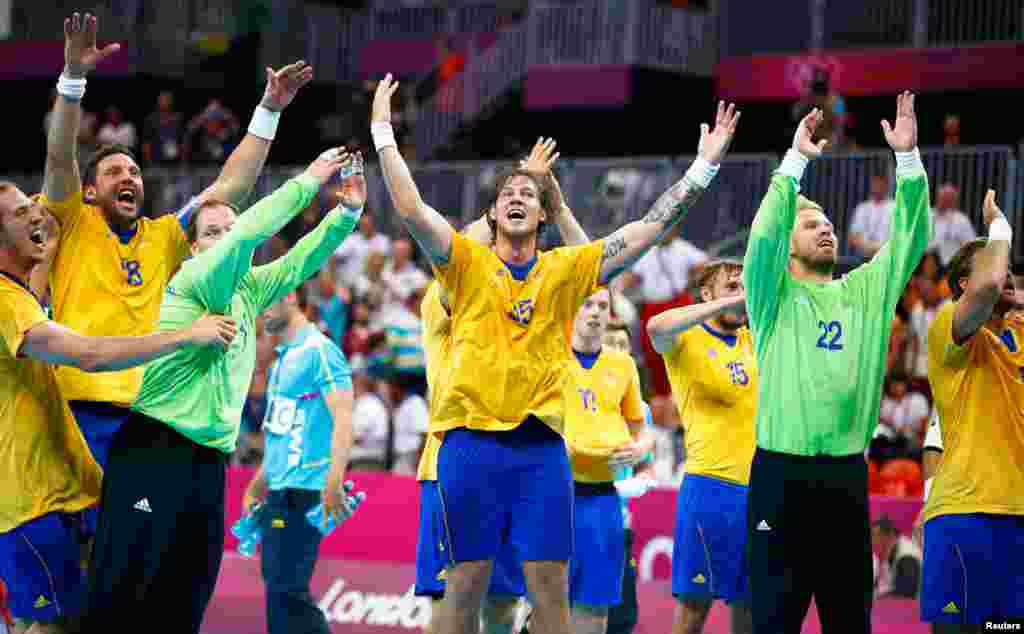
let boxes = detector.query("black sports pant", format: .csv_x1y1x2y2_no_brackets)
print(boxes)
261,488,329,634
746,448,872,634
84,411,227,633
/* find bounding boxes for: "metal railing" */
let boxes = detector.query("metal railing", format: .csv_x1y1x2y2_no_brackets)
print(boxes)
5,146,1019,259
414,0,715,159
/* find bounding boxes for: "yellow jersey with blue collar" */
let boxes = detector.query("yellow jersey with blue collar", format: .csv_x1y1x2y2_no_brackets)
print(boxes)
923,302,1024,522
562,347,645,483
663,324,757,485
431,231,604,435
38,191,192,406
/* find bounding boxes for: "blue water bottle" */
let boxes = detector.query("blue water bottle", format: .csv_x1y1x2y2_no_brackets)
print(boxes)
231,503,265,558
306,482,367,535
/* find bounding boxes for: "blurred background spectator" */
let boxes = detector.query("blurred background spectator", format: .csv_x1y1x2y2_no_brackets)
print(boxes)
848,173,894,260
142,91,183,165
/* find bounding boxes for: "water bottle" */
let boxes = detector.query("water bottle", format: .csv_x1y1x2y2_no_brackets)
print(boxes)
306,482,367,535
231,503,264,558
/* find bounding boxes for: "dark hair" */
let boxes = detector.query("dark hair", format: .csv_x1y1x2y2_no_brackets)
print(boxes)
83,144,140,186
696,258,744,300
946,238,989,301
186,199,241,243
872,515,898,535
483,168,554,240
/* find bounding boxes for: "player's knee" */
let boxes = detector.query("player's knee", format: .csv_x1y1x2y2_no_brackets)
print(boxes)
676,597,713,634
482,595,519,624
445,561,491,610
523,560,568,605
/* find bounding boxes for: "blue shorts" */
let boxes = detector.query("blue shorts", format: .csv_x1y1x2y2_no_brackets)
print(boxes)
921,513,1024,624
671,473,749,604
569,483,625,608
415,481,525,598
0,512,88,623
437,417,573,564
69,402,131,534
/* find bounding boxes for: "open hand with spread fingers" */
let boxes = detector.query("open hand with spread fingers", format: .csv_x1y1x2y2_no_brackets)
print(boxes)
520,137,560,177
372,73,401,125
697,100,742,164
881,91,917,152
261,61,314,112
63,12,121,78
982,188,1005,228
793,108,828,159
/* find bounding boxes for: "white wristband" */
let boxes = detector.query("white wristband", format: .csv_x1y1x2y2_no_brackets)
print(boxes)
247,105,280,141
923,477,933,502
371,122,397,152
684,156,719,190
57,73,86,102
894,147,923,177
989,216,1013,243
777,149,809,182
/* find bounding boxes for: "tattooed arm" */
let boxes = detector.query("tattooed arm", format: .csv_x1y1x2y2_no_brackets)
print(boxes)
598,101,741,284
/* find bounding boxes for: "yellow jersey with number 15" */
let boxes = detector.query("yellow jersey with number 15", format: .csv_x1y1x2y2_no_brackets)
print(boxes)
663,324,758,485
431,231,604,435
562,348,645,483
923,302,1024,523
38,191,192,407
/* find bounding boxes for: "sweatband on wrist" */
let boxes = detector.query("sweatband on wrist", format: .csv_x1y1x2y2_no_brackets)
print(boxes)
923,477,933,501
371,122,397,152
57,74,86,102
684,156,719,190
989,216,1013,243
894,147,923,177
777,149,809,182
247,105,280,141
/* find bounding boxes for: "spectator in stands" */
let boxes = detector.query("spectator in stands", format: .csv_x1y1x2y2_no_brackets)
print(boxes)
349,370,390,471
791,68,847,150
388,376,429,475
906,254,951,391
848,173,894,260
929,183,977,267
96,106,137,150
183,98,241,163
622,224,707,396
942,114,960,147
380,237,428,312
378,286,427,397
334,212,391,282
44,89,99,163
353,251,389,316
316,270,350,346
873,372,930,462
871,516,922,599
142,91,183,164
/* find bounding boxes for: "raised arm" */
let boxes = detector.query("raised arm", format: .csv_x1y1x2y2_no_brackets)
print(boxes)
43,12,121,204
647,294,745,354
855,92,932,315
184,148,349,312
519,137,590,246
21,314,236,372
371,74,455,265
193,63,313,217
743,109,827,331
952,190,1010,344
249,155,368,312
597,102,740,284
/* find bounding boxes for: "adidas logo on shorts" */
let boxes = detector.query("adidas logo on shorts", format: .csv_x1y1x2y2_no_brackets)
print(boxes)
34,595,50,609
133,498,152,513
756,520,772,531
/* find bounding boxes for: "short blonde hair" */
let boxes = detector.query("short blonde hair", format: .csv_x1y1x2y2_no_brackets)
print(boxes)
797,195,824,213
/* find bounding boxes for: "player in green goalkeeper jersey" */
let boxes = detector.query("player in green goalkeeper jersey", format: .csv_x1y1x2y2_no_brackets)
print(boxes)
742,92,931,634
